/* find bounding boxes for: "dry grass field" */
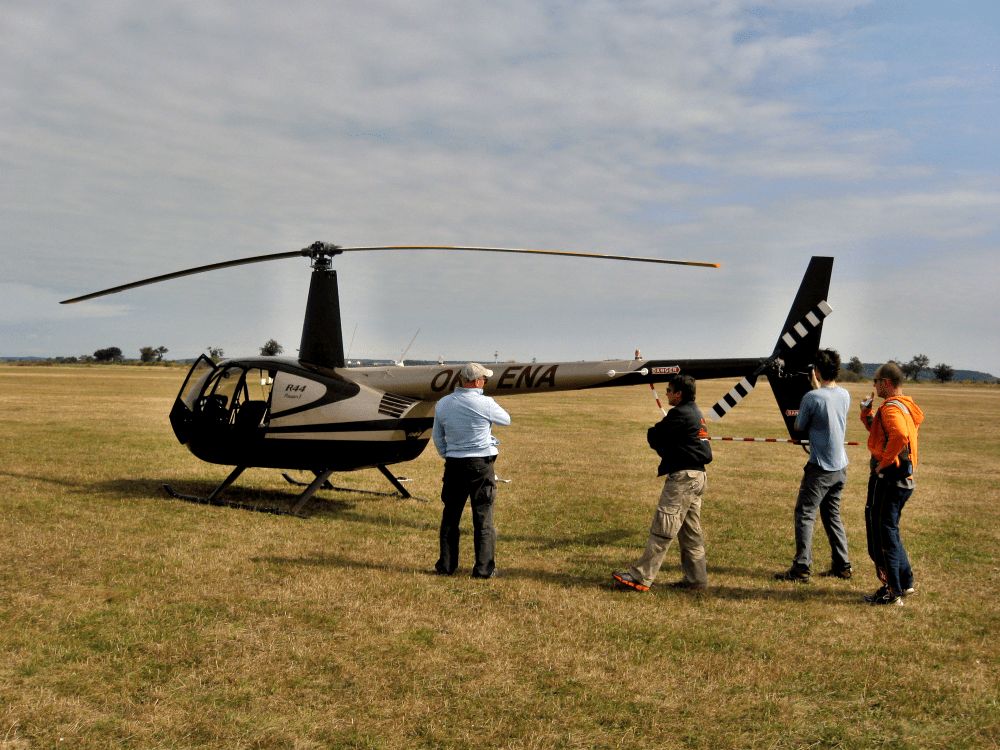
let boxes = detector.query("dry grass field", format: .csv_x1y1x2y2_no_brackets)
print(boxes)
1,364,997,749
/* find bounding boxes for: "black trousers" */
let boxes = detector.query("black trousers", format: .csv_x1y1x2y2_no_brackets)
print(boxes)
436,456,497,577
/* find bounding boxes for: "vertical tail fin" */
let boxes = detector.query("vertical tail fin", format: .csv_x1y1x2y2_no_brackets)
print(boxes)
704,256,834,440
767,256,833,441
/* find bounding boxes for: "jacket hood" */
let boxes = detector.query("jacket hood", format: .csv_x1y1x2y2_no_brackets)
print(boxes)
890,394,924,427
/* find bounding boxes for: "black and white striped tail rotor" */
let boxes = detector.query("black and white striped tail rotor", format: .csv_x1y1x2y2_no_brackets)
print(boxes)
707,299,832,422
708,375,758,422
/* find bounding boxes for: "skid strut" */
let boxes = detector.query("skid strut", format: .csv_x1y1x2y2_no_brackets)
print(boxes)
163,464,415,517
162,465,333,517
281,464,414,500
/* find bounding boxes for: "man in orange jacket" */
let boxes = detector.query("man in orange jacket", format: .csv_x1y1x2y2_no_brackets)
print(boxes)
859,362,925,606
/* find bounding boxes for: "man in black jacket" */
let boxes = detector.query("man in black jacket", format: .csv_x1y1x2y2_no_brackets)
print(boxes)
613,374,713,592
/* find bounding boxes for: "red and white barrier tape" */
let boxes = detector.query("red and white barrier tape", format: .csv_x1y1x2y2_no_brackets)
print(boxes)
710,436,860,445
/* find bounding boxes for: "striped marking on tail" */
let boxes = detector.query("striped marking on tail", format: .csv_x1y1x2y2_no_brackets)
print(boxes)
707,299,832,422
780,300,832,350
708,376,756,421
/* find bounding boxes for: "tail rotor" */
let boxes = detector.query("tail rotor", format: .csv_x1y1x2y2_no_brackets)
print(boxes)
705,257,834,440
708,373,760,422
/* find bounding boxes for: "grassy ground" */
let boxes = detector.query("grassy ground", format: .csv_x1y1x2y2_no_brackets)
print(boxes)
1,365,997,749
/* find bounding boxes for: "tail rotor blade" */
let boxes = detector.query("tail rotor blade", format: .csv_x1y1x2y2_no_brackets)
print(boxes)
707,298,834,423
708,374,758,422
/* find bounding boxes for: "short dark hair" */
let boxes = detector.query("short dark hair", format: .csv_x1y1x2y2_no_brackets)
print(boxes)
875,361,904,387
814,348,841,381
667,374,696,402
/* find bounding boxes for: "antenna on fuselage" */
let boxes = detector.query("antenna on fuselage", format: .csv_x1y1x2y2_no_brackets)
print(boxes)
395,328,420,367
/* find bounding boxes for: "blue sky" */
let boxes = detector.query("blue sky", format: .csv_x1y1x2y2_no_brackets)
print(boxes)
3,0,999,375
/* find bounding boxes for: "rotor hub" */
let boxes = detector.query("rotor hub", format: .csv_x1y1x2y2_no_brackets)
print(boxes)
303,241,343,271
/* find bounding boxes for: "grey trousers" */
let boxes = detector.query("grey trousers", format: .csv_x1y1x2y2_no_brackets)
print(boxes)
629,470,708,587
792,462,849,572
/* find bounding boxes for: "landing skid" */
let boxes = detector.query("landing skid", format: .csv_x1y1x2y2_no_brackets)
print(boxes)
163,465,336,517
281,464,414,501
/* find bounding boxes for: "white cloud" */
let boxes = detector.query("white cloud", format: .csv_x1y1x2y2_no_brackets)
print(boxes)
0,282,128,325
2,0,998,374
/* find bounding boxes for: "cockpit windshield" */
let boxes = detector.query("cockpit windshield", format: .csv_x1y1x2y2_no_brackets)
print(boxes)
177,356,217,410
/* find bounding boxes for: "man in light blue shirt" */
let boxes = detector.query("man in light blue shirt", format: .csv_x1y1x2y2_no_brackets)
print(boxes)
775,349,852,583
432,362,511,578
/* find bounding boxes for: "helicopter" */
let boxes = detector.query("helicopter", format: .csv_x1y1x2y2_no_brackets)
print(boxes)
62,244,833,515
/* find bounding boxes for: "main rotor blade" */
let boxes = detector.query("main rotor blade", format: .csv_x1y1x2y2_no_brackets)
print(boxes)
342,245,720,268
61,242,719,304
60,249,306,303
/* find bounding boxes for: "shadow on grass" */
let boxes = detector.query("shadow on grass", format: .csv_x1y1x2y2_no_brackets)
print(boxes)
63,474,725,562
702,583,865,603
0,469,82,487
331,505,637,548
252,549,867,603
78,477,360,517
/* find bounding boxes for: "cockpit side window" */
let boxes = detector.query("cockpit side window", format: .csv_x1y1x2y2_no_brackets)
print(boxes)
207,367,245,413
196,366,276,429
244,369,275,404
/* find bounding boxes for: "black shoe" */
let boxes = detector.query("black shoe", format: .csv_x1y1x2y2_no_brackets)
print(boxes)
433,564,454,576
863,585,888,603
869,590,903,606
471,570,497,579
774,566,810,583
819,566,853,580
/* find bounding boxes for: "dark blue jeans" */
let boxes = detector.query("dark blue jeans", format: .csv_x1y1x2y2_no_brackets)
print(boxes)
436,456,497,577
865,472,914,595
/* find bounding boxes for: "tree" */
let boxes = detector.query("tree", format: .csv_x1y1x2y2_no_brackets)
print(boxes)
902,354,930,381
932,362,955,383
207,346,225,362
93,346,123,363
139,345,169,363
846,356,864,376
260,339,283,356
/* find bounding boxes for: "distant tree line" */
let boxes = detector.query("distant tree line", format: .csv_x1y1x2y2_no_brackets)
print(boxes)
840,353,956,383
41,340,280,365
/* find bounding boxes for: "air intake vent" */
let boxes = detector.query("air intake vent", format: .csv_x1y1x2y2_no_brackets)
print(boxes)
378,393,418,418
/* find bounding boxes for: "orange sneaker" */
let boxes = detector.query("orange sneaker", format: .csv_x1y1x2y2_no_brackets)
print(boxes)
612,571,650,592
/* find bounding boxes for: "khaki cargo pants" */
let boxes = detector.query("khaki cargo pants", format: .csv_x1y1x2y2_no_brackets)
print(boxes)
629,469,708,588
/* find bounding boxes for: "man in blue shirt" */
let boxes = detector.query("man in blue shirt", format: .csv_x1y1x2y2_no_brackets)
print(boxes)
775,348,852,583
432,362,511,578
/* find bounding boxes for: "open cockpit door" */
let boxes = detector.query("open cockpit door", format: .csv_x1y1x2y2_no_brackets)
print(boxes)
170,355,218,444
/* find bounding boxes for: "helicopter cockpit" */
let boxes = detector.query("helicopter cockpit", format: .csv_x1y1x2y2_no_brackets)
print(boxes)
205,365,274,427
170,355,276,446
